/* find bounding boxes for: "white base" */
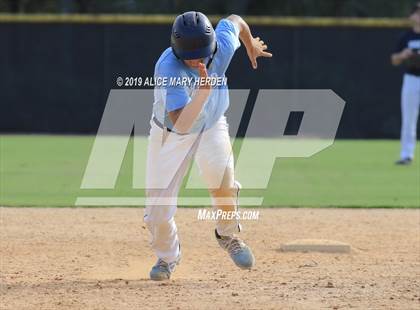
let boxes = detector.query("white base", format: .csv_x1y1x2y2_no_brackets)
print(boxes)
280,239,351,253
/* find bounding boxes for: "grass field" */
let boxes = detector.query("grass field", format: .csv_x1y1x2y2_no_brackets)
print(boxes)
0,135,419,207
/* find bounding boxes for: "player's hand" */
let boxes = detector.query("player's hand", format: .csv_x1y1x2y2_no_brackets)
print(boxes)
198,62,211,91
400,48,414,60
246,36,273,69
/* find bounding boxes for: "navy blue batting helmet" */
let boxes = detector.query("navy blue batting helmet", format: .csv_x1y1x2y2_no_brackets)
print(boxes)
171,11,216,60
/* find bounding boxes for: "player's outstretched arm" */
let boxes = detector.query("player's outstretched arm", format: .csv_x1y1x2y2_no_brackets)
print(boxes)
227,14,272,69
391,48,413,66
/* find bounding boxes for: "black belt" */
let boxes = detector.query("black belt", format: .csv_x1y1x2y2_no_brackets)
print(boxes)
153,116,189,135
153,116,171,131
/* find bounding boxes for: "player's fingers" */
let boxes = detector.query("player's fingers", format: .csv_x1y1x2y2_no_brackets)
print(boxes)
262,45,268,50
260,40,265,45
261,51,273,57
250,56,257,69
198,63,208,77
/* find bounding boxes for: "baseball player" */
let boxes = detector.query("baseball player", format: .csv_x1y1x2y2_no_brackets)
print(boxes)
391,3,420,165
144,11,272,280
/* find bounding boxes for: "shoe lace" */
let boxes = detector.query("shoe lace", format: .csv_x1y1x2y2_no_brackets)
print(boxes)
156,259,169,270
227,237,245,255
156,258,177,272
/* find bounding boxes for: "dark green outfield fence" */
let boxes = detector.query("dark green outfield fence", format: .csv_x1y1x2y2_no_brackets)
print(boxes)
0,14,417,138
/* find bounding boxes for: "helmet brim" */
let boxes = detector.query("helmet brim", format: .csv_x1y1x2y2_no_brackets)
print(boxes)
172,41,216,60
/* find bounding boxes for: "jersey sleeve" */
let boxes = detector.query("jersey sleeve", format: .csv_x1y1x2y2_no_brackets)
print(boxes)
215,19,241,59
156,66,191,112
165,86,191,112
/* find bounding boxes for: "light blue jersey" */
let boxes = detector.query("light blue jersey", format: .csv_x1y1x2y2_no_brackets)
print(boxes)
152,19,240,133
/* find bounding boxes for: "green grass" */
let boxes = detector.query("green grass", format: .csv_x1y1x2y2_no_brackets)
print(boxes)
0,135,419,207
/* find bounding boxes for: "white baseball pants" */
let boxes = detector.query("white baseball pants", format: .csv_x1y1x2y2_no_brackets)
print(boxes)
400,73,420,160
144,116,240,263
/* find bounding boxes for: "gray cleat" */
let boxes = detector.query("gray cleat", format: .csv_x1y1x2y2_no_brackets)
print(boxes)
215,229,255,269
395,158,412,165
150,248,181,281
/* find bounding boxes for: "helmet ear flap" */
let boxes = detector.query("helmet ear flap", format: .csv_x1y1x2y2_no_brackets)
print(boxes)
171,46,180,59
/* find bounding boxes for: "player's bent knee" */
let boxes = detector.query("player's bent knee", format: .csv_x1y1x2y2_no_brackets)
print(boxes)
209,186,236,199
144,204,177,225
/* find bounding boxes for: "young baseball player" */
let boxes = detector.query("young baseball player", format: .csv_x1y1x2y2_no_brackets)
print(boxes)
391,3,420,165
144,11,272,280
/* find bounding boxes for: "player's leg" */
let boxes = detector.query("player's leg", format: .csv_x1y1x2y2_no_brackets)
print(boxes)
195,116,239,234
399,74,420,163
195,116,255,269
144,120,198,280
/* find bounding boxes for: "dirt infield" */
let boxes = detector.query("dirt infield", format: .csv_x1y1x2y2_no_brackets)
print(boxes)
1,208,419,309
